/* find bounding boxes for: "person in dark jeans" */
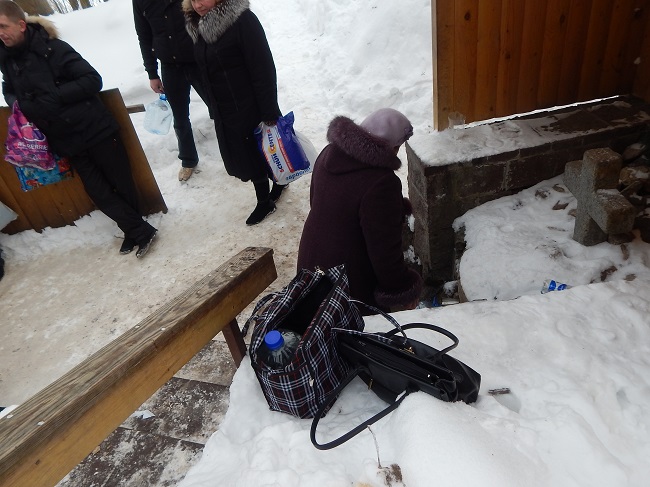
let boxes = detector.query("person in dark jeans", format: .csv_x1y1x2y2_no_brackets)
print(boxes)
0,2,157,257
133,0,210,182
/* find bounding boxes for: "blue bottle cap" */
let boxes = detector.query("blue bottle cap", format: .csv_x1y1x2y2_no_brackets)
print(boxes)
159,94,167,101
264,330,284,351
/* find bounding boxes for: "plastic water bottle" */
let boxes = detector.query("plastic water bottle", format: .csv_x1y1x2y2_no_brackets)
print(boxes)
143,94,172,135
259,329,301,369
541,279,572,294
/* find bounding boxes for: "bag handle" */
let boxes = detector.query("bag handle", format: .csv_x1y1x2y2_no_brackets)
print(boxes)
384,322,459,357
349,299,459,356
349,299,408,339
310,366,413,450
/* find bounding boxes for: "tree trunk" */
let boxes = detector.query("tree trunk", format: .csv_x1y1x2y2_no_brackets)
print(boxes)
79,0,92,8
67,0,80,10
16,0,55,15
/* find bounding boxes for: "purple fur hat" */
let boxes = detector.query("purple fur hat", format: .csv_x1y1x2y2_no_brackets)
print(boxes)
360,108,413,148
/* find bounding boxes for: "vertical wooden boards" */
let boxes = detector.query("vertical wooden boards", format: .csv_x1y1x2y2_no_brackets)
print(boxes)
431,0,650,127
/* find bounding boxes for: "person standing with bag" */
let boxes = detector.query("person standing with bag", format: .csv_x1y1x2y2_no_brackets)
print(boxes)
183,0,286,225
0,1,157,257
133,0,210,182
297,108,423,313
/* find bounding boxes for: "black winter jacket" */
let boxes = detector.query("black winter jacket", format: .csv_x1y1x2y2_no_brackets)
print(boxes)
133,0,197,79
0,19,118,157
184,0,280,181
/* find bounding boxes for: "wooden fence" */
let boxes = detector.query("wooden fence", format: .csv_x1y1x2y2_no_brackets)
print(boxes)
433,0,650,129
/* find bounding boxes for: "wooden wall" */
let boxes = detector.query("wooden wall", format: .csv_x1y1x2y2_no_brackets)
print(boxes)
0,89,167,234
433,0,650,129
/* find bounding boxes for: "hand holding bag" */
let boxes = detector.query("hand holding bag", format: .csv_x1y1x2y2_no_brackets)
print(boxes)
310,302,481,450
248,265,365,419
254,111,313,185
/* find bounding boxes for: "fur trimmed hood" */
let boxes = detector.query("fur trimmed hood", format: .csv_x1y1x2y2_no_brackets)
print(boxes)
326,116,402,171
182,0,249,44
26,16,59,40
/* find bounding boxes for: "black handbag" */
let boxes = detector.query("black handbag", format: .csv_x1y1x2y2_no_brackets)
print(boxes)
310,303,481,449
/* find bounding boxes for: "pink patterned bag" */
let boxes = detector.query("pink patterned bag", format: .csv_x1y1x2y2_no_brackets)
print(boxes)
4,101,57,170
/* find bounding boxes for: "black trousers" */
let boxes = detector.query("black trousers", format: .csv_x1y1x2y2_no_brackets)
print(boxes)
160,62,210,168
70,133,155,243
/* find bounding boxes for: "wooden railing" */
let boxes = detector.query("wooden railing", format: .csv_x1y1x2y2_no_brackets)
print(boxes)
0,247,276,487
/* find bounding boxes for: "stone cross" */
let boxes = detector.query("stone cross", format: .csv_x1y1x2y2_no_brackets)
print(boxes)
563,148,635,246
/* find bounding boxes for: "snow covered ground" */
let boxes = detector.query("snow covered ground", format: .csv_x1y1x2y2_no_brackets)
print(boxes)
1,1,649,486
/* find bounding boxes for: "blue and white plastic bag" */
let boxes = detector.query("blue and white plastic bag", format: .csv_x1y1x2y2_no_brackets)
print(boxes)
255,112,313,185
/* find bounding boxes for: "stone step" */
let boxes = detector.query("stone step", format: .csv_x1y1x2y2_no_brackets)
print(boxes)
57,339,238,487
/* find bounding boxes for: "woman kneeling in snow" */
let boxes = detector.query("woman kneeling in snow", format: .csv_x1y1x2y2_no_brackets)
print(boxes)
297,108,423,313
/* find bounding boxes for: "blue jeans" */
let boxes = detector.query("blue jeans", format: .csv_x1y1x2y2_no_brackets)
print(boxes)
160,63,210,168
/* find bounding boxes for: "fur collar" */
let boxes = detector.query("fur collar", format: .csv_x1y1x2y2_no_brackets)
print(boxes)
327,116,402,170
26,16,59,39
183,0,249,44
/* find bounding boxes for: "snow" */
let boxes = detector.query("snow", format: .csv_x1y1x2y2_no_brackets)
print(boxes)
1,1,649,486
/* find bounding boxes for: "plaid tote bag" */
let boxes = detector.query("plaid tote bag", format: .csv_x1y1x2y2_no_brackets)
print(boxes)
248,265,365,419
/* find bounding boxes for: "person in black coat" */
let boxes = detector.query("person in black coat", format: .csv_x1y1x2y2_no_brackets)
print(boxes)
133,0,210,182
0,2,157,257
297,108,423,313
183,0,284,225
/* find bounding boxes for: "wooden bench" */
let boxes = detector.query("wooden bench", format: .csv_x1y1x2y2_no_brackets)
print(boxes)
0,247,276,487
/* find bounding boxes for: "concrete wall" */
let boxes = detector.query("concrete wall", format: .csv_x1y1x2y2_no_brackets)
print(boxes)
407,95,650,285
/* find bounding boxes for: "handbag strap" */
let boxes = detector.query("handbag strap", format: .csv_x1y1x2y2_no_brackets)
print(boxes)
349,299,460,356
383,322,459,357
310,366,413,450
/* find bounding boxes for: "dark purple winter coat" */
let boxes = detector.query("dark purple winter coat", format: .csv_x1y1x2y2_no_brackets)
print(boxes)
297,116,423,312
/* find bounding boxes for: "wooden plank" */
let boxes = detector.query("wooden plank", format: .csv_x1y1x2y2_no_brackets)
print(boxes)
599,0,637,95
222,319,247,367
433,0,456,130
126,104,145,114
557,0,593,105
632,1,650,100
578,0,615,101
537,0,571,108
453,0,479,122
615,0,649,94
0,247,276,487
474,0,503,121
515,0,549,112
99,90,167,217
495,0,526,117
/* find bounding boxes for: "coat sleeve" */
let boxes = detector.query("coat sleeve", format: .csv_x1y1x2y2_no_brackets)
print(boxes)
132,0,159,79
238,11,281,121
359,173,423,309
49,39,103,104
2,72,16,108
